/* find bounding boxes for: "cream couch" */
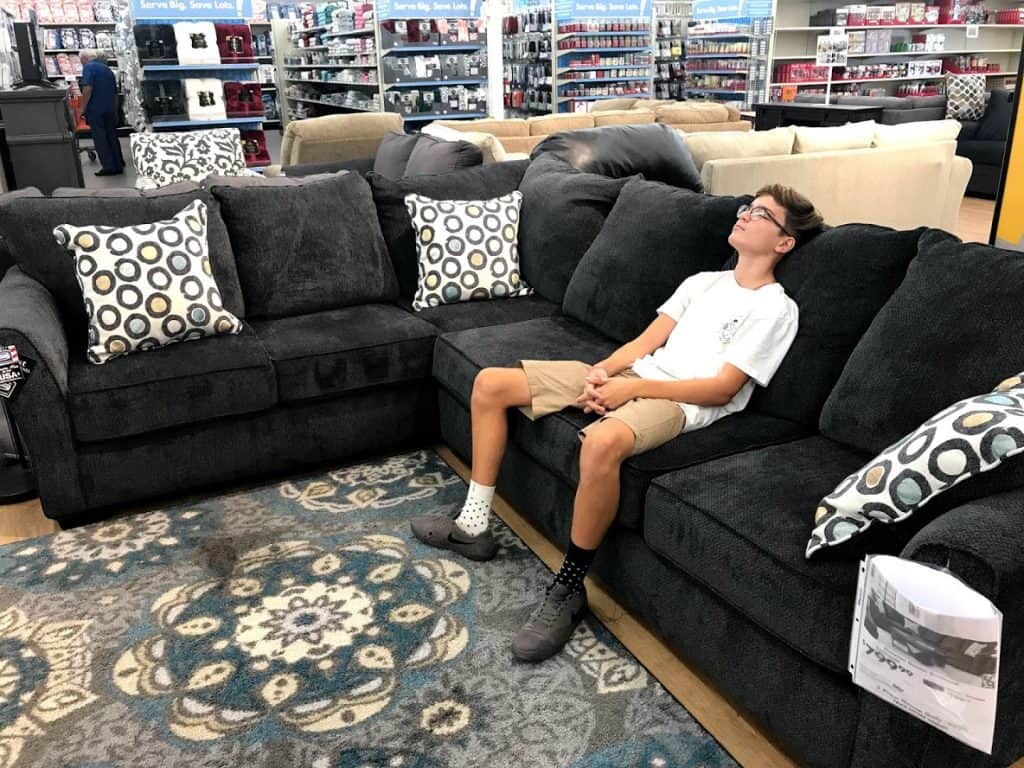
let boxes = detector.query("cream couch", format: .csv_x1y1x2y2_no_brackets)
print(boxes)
433,100,750,155
267,112,404,175
688,120,971,233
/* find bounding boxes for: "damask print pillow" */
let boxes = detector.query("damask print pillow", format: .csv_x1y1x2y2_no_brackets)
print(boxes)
404,192,532,311
131,128,254,189
806,372,1024,558
53,200,243,364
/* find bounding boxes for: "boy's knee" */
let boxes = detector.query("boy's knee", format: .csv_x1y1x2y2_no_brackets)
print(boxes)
579,424,633,469
472,368,506,405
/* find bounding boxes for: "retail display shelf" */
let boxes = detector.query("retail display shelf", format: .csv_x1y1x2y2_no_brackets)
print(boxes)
142,63,260,72
557,46,650,54
687,69,748,74
770,70,1016,86
40,21,114,26
324,28,375,37
776,23,1024,31
559,63,652,71
382,44,485,54
151,116,266,128
556,75,650,84
286,96,376,111
284,63,374,69
686,52,750,58
385,78,486,88
402,111,486,121
286,78,379,86
774,48,1022,58
557,31,652,38
686,87,747,94
559,92,649,100
292,24,330,36
687,33,753,39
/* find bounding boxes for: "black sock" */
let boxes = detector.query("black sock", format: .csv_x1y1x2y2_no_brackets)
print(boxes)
553,542,596,594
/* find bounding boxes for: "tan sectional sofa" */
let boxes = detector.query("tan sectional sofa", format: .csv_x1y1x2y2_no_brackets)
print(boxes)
433,100,750,154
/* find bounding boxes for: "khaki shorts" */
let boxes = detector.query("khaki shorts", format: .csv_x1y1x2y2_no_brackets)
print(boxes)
516,360,686,456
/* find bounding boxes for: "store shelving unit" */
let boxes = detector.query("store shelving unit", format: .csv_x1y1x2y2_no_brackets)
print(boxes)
654,0,690,100
281,3,489,126
769,0,1024,99
40,20,117,81
502,6,553,117
684,16,773,109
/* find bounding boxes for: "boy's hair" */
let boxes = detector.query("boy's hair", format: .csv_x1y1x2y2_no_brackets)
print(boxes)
755,184,824,245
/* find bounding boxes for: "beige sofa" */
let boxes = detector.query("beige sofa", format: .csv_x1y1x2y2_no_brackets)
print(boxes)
688,120,971,233
433,100,750,154
268,112,404,175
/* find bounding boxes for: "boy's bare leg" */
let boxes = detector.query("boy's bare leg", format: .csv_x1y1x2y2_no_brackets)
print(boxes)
469,367,533,486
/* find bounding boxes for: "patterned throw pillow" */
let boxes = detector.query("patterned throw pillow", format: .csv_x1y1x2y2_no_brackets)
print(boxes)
53,200,243,365
945,74,986,121
130,128,254,189
404,192,532,311
806,372,1024,558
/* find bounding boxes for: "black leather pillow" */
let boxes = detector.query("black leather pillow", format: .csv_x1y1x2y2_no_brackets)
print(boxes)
403,134,483,177
212,172,398,319
562,177,748,343
368,160,530,299
821,229,1024,455
518,155,633,304
724,224,925,428
530,123,702,191
372,131,422,179
0,187,245,335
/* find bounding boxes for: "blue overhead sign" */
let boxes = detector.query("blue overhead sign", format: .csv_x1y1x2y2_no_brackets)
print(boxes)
132,0,252,19
377,0,483,19
555,0,650,19
691,0,771,19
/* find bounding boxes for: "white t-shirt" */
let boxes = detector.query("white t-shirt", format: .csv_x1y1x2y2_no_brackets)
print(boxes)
631,270,798,432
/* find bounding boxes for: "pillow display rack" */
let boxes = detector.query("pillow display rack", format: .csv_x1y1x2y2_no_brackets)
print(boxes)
806,372,1024,558
404,192,531,310
52,200,243,364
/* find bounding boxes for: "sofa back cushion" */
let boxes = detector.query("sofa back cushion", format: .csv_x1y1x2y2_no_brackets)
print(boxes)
517,155,633,304
531,123,702,191
404,134,484,176
872,119,961,147
820,230,1024,455
0,186,245,336
211,172,397,319
793,121,876,153
592,109,656,127
368,160,530,299
372,131,422,179
528,113,594,136
653,101,731,125
432,118,529,138
684,126,795,169
725,224,925,427
975,89,1015,142
563,178,749,342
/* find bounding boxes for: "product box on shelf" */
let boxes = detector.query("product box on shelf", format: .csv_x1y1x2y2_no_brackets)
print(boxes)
460,53,486,77
240,129,271,166
142,80,188,121
135,24,178,65
215,24,256,63
224,81,264,116
910,2,928,21
847,4,868,24
995,8,1024,23
848,30,866,52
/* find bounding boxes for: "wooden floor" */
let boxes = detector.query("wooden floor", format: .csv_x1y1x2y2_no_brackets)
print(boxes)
0,195,1016,767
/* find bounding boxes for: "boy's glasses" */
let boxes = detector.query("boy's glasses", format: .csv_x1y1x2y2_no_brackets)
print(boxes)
736,204,793,237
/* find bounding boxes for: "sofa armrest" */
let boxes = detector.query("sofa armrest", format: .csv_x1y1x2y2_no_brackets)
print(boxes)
0,267,86,520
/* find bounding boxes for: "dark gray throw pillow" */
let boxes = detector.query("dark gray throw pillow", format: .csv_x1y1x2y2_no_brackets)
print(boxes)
530,123,702,191
212,172,398,320
517,155,633,304
368,160,530,299
0,187,244,336
562,177,748,343
403,134,484,177
723,224,925,428
372,131,422,179
820,229,1024,455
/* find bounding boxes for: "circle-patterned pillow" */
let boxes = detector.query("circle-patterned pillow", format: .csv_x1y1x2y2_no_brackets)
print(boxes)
806,372,1024,558
53,200,243,365
404,191,533,311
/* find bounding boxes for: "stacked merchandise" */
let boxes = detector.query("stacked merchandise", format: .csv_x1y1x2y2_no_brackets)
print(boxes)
0,11,22,88
685,17,771,109
502,9,552,116
380,18,488,121
555,18,653,112
654,0,688,101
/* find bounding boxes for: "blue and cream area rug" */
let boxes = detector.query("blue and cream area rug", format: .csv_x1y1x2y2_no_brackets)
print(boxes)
0,450,735,768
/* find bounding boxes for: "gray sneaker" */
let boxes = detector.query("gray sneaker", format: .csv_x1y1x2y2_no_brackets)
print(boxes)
409,514,498,562
512,582,588,662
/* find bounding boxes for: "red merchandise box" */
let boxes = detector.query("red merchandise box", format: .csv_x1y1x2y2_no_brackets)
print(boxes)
223,82,264,117
240,130,271,167
215,24,256,63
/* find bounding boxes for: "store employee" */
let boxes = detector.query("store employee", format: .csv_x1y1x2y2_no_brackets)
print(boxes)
80,49,124,176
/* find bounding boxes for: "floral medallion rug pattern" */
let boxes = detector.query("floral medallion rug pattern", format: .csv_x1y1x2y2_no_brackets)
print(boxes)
0,450,735,768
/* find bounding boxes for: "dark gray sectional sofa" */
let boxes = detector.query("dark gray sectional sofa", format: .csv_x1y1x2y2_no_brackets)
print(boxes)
0,128,1021,768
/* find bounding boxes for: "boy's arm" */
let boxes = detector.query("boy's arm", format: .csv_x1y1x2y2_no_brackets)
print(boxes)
633,363,749,407
592,314,677,376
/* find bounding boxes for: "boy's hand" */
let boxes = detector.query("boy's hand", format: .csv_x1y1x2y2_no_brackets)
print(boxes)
577,366,610,414
594,378,641,411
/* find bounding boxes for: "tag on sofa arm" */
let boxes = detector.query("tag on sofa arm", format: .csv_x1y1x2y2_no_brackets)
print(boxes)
0,346,32,400
849,555,1001,754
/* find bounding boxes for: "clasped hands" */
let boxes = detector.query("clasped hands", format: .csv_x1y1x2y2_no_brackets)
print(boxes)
576,366,640,415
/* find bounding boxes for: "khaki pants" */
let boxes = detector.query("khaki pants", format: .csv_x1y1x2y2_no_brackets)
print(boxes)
516,360,686,456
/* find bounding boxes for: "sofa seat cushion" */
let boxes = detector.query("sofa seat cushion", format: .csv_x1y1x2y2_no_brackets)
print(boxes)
250,303,437,403
68,325,276,442
434,316,809,528
645,435,873,673
403,294,561,334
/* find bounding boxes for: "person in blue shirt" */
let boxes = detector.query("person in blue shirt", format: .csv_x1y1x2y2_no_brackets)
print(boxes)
79,50,124,176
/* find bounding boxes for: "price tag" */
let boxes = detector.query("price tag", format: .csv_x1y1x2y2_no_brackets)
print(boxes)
966,23,980,38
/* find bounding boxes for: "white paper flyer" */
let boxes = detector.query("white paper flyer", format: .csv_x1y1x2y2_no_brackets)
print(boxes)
849,555,1002,754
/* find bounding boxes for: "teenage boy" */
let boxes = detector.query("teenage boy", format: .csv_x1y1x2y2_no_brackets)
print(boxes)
412,184,825,662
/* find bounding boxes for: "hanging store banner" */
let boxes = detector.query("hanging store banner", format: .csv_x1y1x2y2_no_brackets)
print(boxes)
377,0,484,20
131,0,253,20
553,0,650,19
991,58,1024,251
691,0,771,20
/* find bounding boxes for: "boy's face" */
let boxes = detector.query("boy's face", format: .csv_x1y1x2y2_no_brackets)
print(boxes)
727,195,796,259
